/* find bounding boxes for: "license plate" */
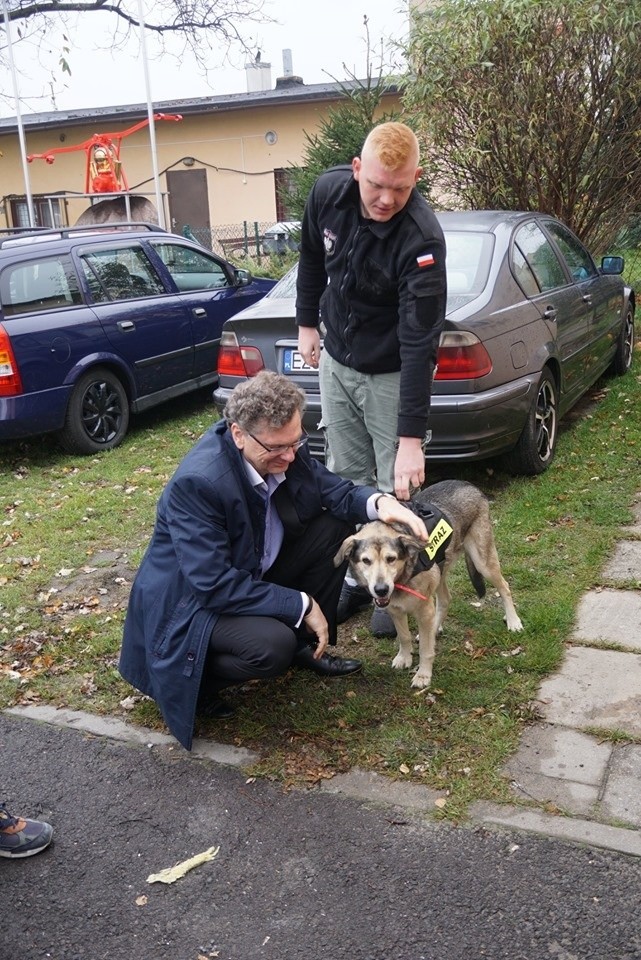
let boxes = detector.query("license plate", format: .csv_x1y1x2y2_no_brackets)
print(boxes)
283,348,314,373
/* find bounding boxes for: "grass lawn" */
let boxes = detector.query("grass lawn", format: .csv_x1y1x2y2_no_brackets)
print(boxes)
1,343,640,820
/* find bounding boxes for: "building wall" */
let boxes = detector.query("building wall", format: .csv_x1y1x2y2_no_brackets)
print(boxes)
0,92,399,229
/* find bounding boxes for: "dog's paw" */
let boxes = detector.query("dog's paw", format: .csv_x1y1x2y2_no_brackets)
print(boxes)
411,671,432,689
505,614,524,632
392,653,413,670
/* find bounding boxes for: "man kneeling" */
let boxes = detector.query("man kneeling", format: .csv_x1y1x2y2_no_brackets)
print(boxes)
119,371,426,750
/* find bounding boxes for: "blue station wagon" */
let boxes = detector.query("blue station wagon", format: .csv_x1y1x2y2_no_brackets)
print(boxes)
0,224,275,454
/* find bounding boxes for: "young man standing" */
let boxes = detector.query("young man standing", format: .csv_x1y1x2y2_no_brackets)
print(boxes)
296,122,447,634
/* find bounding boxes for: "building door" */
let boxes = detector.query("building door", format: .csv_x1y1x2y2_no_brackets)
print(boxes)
167,169,211,248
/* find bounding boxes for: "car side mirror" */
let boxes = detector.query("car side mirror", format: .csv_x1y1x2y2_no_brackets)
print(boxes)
601,256,624,275
234,268,252,287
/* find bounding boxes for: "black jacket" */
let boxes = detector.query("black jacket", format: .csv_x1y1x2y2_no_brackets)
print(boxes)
295,165,447,438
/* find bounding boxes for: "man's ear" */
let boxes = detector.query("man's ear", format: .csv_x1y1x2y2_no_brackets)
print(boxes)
352,157,361,180
230,422,245,450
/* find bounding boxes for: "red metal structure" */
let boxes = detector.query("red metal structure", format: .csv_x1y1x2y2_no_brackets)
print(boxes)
27,114,183,194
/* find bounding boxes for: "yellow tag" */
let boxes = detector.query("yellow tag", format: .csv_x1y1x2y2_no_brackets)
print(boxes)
424,518,453,560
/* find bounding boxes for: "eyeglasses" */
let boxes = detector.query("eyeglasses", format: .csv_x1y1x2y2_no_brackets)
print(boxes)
247,431,309,455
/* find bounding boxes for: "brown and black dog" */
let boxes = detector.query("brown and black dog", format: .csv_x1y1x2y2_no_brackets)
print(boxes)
334,480,523,689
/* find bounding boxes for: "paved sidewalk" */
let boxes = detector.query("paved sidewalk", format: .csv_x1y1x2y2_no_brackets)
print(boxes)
7,499,641,858
471,494,641,855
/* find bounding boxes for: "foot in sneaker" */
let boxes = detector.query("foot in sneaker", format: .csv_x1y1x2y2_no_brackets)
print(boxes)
336,582,372,624
0,803,53,858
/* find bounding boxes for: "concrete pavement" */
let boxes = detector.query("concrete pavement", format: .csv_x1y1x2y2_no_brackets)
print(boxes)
6,497,641,858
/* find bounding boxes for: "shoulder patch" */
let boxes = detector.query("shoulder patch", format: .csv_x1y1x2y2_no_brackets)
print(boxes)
417,253,435,269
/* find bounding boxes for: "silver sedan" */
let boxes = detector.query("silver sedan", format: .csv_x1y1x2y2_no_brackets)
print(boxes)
214,211,636,475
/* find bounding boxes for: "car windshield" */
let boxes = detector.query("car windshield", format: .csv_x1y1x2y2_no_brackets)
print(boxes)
263,231,493,309
264,264,298,299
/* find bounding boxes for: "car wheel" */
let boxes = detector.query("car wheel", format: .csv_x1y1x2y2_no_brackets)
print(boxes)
608,302,635,376
503,369,558,476
59,367,130,454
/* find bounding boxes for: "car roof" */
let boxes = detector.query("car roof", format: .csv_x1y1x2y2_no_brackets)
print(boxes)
0,222,172,253
435,210,544,232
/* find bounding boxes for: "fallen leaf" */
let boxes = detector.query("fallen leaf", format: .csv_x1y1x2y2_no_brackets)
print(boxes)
135,895,148,906
434,797,447,809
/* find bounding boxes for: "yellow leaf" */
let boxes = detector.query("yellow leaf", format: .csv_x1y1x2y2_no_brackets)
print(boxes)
434,797,447,809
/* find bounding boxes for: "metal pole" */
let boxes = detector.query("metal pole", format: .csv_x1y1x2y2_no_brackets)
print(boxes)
1,0,36,227
136,0,165,228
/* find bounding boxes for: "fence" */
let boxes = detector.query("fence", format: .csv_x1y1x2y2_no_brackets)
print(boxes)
182,221,300,264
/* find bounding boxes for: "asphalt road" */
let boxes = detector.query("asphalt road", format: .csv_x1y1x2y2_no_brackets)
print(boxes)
3,712,641,960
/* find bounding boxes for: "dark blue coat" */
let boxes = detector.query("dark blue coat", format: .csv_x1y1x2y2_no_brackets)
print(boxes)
119,419,374,749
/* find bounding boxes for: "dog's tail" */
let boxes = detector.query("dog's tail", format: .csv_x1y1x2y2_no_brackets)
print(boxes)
465,554,486,599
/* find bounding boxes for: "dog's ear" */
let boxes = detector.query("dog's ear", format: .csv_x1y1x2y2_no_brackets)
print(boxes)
334,535,358,567
396,532,425,558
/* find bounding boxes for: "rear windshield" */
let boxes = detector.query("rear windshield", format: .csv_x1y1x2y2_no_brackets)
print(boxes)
262,231,494,309
442,231,494,310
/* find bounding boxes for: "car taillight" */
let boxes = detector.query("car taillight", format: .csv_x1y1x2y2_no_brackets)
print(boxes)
0,323,23,396
218,331,265,378
435,331,492,380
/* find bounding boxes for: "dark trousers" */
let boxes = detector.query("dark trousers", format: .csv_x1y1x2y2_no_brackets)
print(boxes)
203,512,354,692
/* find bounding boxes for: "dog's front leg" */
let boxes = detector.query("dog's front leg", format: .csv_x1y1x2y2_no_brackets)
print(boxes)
412,597,438,689
390,611,414,670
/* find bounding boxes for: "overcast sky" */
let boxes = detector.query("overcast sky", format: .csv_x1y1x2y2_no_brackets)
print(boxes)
1,1,410,119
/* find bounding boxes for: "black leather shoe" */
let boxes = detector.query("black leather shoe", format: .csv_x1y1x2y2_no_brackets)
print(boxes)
336,582,372,624
293,644,363,677
197,695,235,720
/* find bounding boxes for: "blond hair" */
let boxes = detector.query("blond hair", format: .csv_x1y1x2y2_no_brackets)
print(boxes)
361,122,420,171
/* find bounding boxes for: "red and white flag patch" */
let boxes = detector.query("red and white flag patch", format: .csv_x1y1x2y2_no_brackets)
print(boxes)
417,253,435,268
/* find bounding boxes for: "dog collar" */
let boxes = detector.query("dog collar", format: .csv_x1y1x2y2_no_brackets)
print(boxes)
394,582,429,601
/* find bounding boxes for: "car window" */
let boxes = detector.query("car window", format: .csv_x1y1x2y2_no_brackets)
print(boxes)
0,255,83,317
151,242,232,292
80,245,166,303
511,246,540,298
513,222,567,292
544,221,597,282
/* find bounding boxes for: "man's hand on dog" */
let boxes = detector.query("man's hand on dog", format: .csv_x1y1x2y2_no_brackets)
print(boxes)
394,437,425,500
303,598,329,656
376,495,428,541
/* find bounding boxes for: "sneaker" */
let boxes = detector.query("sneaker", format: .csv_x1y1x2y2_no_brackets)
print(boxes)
369,606,397,638
336,582,372,624
0,804,53,859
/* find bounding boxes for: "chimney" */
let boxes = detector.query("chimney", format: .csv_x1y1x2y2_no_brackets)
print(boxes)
275,48,304,89
245,53,272,92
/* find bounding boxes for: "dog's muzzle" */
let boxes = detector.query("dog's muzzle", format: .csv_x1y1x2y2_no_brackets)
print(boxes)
373,587,391,607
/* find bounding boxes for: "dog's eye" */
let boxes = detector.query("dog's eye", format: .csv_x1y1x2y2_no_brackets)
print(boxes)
385,554,398,564
361,557,372,566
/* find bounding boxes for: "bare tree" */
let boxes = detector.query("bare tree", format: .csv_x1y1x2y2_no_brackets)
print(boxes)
403,0,641,249
1,0,270,108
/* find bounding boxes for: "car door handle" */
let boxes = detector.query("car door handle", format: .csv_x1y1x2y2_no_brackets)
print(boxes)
117,320,135,332
543,306,557,321
192,307,207,317
582,294,592,305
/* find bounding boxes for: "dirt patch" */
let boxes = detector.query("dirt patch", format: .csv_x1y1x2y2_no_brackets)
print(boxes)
41,548,137,621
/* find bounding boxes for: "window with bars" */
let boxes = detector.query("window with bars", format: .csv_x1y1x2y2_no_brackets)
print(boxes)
9,196,65,229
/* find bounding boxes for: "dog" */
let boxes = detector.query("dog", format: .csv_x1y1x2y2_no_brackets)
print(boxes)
334,480,523,689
